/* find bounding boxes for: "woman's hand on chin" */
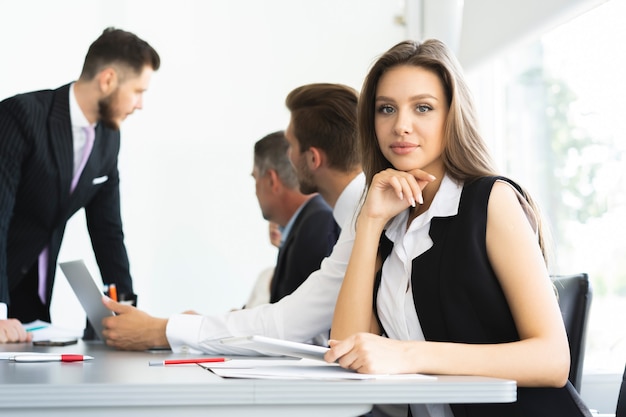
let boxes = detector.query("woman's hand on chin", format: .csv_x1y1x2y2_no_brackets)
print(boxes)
362,168,436,221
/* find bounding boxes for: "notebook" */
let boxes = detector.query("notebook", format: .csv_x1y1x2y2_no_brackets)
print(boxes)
59,260,113,341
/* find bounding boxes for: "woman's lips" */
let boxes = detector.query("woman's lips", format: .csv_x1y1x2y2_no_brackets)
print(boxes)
390,142,418,155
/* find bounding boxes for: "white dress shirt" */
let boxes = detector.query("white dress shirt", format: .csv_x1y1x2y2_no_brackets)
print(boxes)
243,266,273,309
69,83,95,177
166,173,365,354
378,174,460,417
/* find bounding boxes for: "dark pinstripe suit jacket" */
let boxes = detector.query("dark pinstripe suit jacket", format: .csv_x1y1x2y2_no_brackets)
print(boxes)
0,83,134,310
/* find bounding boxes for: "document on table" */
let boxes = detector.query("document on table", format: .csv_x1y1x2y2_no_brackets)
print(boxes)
0,352,41,360
200,358,435,380
23,320,83,341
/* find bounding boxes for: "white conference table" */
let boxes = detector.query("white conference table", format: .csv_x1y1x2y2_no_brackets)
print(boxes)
0,340,516,417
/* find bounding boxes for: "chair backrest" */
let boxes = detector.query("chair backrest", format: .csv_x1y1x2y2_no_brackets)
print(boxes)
616,364,626,417
552,273,592,392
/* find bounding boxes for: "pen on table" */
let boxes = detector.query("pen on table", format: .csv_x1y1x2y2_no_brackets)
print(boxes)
10,354,94,363
25,325,48,332
149,358,228,366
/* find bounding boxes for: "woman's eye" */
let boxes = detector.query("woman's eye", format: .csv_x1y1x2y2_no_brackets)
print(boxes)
378,104,395,114
416,104,432,113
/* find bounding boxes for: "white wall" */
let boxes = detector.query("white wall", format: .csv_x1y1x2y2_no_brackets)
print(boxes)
1,0,606,332
458,0,609,69
0,0,405,329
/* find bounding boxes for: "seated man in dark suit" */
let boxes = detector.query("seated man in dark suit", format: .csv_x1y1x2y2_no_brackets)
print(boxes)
252,131,339,303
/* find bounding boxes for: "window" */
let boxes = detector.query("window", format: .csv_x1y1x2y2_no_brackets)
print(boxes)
468,0,626,372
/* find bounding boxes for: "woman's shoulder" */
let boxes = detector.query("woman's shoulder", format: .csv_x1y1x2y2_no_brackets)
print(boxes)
463,175,521,189
457,175,528,215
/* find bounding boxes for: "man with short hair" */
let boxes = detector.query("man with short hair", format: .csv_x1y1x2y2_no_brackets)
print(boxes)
251,130,338,304
0,27,160,343
102,83,365,353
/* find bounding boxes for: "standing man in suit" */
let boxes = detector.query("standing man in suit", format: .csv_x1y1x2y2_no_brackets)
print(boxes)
252,131,339,303
0,27,160,343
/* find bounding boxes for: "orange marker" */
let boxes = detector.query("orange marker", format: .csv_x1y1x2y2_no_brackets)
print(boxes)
108,283,118,302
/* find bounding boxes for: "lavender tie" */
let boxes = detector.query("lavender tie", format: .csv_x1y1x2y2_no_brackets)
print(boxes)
38,125,95,304
71,125,96,192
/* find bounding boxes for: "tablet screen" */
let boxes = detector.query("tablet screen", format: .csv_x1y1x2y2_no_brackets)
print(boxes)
59,260,113,341
220,335,329,361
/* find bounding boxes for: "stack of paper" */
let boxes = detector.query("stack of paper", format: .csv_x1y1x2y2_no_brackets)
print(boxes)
23,320,83,341
201,358,435,380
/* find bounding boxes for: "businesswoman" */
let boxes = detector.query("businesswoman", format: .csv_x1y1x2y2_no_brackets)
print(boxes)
325,39,591,417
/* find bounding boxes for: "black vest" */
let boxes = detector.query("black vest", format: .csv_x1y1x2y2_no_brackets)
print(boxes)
376,176,591,417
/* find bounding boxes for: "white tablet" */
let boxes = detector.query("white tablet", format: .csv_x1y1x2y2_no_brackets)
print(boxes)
220,335,329,361
59,260,113,341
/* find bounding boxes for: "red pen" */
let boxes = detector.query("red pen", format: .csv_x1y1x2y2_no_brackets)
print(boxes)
149,358,228,366
10,354,94,362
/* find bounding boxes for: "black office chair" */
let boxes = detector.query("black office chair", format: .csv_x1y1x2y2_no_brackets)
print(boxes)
552,273,592,393
616,364,626,417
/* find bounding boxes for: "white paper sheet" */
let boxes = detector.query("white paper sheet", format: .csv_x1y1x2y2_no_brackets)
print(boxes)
201,358,435,380
23,320,83,341
0,352,41,360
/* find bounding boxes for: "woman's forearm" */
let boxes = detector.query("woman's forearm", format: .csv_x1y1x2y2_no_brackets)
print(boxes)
330,215,387,339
